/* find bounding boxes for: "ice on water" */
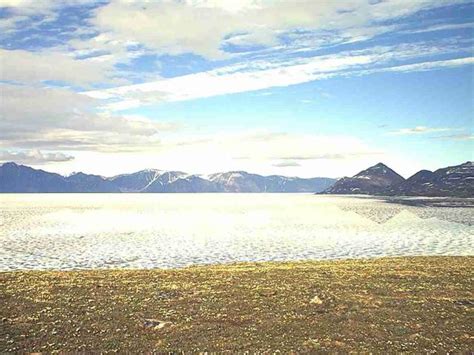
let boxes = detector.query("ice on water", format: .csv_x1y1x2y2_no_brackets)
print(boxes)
0,194,472,270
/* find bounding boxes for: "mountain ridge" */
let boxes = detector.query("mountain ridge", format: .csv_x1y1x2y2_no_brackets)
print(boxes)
322,161,473,197
0,162,335,193
387,161,473,197
2,161,472,196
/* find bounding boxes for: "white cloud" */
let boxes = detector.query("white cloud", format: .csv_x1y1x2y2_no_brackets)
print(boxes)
0,0,96,13
0,0,97,34
0,49,122,86
85,53,373,108
1,0,471,89
0,149,74,164
0,84,179,151
89,0,467,59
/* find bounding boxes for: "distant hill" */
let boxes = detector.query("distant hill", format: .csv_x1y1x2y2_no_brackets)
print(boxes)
207,171,335,193
322,163,405,195
322,161,473,197
0,162,336,193
388,161,474,197
0,162,73,193
67,172,120,193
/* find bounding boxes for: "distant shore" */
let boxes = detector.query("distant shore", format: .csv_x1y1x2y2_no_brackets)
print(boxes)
1,256,472,352
380,196,474,208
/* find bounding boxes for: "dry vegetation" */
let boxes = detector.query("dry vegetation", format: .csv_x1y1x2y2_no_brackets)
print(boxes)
1,257,473,352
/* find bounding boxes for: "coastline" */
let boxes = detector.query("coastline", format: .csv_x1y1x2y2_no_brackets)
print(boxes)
1,256,472,352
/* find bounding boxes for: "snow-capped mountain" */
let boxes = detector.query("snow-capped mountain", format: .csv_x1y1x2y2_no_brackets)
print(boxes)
108,169,162,192
0,162,336,193
208,171,335,193
118,170,335,193
154,175,222,193
208,171,267,192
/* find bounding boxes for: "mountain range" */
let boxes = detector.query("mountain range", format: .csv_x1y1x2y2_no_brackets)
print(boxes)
1,161,472,196
0,162,335,193
322,161,473,197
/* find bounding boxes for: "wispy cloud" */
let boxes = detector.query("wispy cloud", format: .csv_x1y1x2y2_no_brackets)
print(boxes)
388,126,457,135
402,22,474,34
86,53,474,110
430,133,474,141
273,161,301,167
203,132,384,163
378,57,474,74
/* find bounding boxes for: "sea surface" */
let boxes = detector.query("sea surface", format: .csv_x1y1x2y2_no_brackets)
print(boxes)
0,194,472,270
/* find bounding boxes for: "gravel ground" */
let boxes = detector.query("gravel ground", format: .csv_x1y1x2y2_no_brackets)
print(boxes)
1,256,473,352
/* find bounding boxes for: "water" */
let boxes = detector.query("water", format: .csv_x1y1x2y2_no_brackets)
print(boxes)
0,194,472,270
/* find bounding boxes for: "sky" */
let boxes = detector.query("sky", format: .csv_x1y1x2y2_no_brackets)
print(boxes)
0,0,473,178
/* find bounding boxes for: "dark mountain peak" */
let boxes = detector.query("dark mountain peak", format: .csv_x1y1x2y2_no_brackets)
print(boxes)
69,172,87,177
409,169,434,179
65,172,119,192
414,169,432,174
230,170,250,175
373,162,389,169
401,170,435,186
1,162,19,168
356,162,403,179
68,172,109,180
323,162,405,195
0,162,71,192
160,170,187,176
214,171,252,177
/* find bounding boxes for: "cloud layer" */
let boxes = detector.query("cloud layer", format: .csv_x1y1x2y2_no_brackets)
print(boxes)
0,0,472,176
0,84,177,152
90,0,467,58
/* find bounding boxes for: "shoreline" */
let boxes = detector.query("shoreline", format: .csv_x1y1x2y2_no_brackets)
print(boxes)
1,253,473,272
1,256,472,352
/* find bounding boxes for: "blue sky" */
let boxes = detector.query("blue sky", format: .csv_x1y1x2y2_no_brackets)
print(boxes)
0,0,472,178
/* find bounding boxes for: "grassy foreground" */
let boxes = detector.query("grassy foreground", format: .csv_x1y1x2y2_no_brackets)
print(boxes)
1,257,473,352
